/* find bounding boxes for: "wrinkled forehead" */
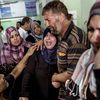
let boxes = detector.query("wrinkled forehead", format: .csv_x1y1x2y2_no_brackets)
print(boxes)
43,10,57,18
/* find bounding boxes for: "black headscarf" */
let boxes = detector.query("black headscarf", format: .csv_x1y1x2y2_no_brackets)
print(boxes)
41,26,58,64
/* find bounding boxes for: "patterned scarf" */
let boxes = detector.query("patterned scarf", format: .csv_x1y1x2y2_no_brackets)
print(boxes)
0,26,32,65
41,47,57,64
0,40,32,65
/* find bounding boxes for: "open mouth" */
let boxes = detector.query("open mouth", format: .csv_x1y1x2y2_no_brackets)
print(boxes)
46,41,52,46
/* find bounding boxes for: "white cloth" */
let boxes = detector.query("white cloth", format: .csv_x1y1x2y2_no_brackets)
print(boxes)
71,47,96,99
18,27,28,40
1,30,7,43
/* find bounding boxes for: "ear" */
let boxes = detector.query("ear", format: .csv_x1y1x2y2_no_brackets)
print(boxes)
58,12,66,22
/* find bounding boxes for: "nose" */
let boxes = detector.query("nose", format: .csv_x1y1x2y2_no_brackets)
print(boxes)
92,30,100,42
46,35,51,40
14,36,17,40
92,30,100,41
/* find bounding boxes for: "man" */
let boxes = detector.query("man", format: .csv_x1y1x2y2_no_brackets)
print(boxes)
18,16,32,40
42,1,89,100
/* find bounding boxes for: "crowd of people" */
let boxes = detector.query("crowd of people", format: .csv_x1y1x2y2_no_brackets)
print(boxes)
0,1,100,100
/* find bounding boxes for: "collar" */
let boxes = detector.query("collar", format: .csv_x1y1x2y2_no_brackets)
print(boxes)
19,27,27,34
61,21,74,41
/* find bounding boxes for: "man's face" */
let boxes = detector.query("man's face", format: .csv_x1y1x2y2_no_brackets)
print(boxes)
25,22,31,31
43,10,62,33
88,15,100,49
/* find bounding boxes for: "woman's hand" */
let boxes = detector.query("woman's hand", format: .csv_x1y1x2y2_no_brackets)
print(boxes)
26,45,37,57
34,40,43,50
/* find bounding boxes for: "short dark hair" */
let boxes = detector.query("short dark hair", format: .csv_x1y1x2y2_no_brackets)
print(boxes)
17,21,22,25
21,16,31,25
42,0,72,20
0,25,4,30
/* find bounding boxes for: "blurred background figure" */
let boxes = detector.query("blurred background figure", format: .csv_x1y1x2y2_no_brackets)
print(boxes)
16,21,22,30
18,16,32,40
26,21,43,43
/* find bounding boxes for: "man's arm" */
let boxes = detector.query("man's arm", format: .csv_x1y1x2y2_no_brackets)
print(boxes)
52,71,72,88
52,71,72,83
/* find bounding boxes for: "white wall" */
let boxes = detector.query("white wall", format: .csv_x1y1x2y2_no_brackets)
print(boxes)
81,0,95,31
59,0,95,31
10,1,26,17
1,0,96,31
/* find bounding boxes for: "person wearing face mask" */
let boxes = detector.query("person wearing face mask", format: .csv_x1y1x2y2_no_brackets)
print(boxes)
19,26,59,100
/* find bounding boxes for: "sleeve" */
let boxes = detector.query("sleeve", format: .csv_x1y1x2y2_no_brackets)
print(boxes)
5,74,15,87
20,52,36,97
67,43,86,74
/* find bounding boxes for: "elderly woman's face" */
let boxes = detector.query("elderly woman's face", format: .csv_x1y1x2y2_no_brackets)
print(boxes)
10,31,22,46
88,15,100,49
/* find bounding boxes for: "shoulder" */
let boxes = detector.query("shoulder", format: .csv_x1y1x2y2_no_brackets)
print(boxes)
26,35,36,43
78,48,92,61
2,43,10,49
68,25,86,45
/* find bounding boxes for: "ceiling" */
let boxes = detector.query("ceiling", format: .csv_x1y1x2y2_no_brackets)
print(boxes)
0,0,37,5
0,0,23,5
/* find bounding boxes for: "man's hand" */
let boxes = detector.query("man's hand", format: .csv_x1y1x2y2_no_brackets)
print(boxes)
52,81,61,88
0,74,8,93
52,73,61,88
52,73,58,82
